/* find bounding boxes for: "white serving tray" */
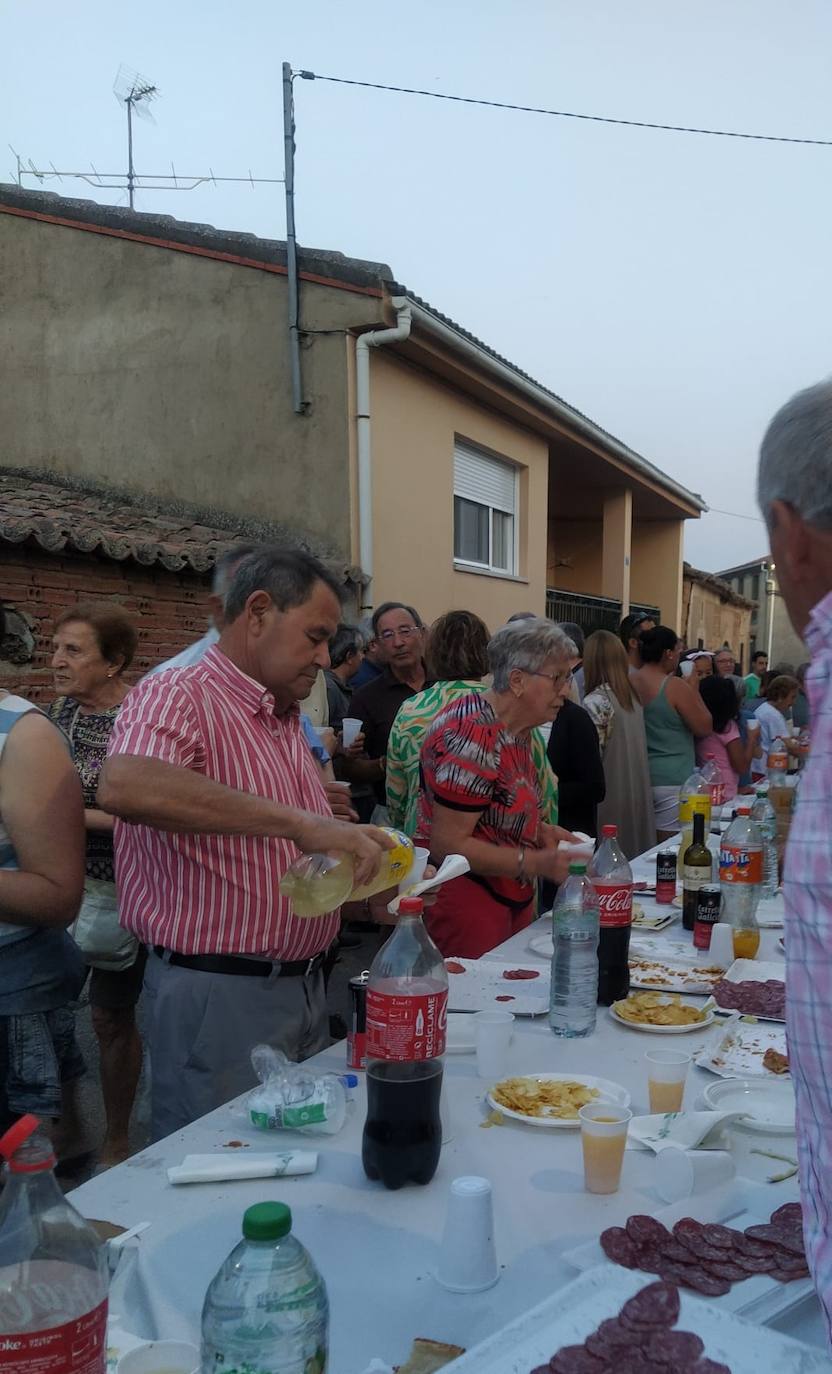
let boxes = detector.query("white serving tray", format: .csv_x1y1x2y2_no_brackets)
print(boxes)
697,1011,789,1078
445,1264,829,1373
444,957,549,1015
718,959,787,1023
562,1180,812,1326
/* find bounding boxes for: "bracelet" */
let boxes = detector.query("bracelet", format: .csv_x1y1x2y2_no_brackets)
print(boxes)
517,847,529,882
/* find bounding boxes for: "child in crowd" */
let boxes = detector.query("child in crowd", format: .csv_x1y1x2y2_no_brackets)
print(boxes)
697,675,761,801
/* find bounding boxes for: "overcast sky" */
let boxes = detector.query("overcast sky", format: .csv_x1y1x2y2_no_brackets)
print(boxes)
4,0,831,573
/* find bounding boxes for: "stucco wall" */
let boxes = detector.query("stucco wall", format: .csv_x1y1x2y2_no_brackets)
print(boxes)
0,214,383,558
683,580,753,667
367,350,550,628
547,519,604,595
630,520,684,628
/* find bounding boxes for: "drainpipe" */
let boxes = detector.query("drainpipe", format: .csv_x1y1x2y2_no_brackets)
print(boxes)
355,297,412,611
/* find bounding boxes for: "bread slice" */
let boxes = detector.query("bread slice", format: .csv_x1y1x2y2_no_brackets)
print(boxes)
396,1336,466,1373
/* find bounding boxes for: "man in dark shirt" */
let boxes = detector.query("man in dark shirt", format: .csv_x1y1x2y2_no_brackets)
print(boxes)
345,602,429,813
323,624,365,732
350,617,385,690
541,697,605,910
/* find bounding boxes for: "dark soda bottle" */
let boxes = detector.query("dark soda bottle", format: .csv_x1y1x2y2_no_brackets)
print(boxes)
588,823,633,1005
362,896,448,1189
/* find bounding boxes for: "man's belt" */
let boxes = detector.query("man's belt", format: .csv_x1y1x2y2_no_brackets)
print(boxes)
151,947,327,979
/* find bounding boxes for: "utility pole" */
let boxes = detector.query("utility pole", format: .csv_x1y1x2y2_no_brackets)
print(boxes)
282,62,305,414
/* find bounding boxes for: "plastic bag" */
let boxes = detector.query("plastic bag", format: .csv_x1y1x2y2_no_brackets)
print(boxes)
245,1045,347,1136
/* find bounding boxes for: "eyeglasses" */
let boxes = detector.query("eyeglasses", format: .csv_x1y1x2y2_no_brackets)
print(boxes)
526,668,574,688
379,626,419,642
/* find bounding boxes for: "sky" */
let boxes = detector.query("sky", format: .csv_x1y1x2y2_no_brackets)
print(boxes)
4,0,831,574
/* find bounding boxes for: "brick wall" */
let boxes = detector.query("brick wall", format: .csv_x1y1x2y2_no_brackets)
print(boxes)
0,541,211,703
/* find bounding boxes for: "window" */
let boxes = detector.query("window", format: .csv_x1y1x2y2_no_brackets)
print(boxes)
750,573,760,603
453,441,518,575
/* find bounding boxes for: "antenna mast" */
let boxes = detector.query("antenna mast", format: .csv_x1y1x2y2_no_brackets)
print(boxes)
113,66,158,209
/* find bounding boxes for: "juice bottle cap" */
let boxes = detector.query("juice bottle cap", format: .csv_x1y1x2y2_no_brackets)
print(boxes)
736,805,751,815
399,896,424,914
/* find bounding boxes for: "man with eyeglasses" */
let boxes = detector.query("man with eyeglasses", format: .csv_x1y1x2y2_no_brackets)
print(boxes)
345,602,429,820
619,612,656,672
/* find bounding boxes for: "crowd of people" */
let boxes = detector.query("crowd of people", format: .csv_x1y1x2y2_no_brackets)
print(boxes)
1,377,831,1343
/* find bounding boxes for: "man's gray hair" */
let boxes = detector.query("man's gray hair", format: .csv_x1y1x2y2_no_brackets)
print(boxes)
212,543,260,596
488,617,576,692
224,545,343,622
758,378,832,530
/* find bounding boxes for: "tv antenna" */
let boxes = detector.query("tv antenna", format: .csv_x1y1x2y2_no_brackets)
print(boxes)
113,65,158,209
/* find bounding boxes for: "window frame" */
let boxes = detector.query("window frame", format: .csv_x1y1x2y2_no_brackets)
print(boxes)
452,442,520,578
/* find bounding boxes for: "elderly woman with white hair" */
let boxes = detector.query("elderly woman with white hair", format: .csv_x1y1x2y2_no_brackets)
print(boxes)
415,617,578,957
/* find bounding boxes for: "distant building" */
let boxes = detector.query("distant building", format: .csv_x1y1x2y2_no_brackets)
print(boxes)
715,556,807,669
682,563,754,670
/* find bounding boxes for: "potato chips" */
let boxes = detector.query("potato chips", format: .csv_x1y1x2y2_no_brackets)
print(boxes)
613,990,707,1027
491,1077,599,1119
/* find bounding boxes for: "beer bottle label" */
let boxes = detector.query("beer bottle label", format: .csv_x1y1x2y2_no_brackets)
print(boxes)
594,883,633,928
719,844,763,885
365,988,448,1060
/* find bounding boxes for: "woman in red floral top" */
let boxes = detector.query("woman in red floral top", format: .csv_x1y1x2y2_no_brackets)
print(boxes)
416,618,578,957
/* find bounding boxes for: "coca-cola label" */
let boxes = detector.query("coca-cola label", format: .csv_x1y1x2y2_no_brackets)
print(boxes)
366,989,448,1060
594,883,633,928
0,1300,107,1374
720,844,763,885
709,783,726,807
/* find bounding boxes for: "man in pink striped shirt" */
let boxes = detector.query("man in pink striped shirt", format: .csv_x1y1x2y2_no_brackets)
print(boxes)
98,546,390,1139
758,379,832,1343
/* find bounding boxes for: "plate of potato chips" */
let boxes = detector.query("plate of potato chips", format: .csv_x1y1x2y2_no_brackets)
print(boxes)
610,990,715,1034
486,1073,630,1128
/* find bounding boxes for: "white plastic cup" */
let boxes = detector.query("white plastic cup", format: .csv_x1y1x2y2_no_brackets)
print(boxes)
341,717,362,748
646,1050,692,1114
474,1009,514,1080
579,1103,632,1194
654,1146,736,1203
117,1342,200,1374
399,846,430,893
435,1175,499,1292
709,921,735,969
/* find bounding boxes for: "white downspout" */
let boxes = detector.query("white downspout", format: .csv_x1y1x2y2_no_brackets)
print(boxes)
355,297,412,611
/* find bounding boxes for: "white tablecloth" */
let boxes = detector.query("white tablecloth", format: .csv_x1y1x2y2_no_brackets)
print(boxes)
70,836,824,1370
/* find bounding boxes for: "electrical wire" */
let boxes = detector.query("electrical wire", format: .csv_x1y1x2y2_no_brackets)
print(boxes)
706,507,766,523
297,70,832,148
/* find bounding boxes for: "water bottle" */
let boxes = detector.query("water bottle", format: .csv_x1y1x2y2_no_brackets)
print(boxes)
767,738,789,790
549,862,600,1038
201,1202,328,1374
679,767,712,852
0,1116,109,1374
719,806,762,960
751,790,779,899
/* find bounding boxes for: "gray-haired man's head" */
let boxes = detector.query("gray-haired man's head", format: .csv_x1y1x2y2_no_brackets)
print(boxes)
757,379,832,636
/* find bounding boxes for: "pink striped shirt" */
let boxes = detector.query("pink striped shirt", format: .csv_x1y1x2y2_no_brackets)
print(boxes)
783,588,832,1342
108,645,339,959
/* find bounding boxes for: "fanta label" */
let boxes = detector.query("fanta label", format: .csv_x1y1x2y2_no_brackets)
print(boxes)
719,844,763,885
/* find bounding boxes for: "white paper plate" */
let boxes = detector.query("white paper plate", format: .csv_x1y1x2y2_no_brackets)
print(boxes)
629,938,725,995
445,1264,827,1373
609,999,715,1035
704,1076,796,1134
528,933,553,959
444,1013,476,1054
486,1072,630,1129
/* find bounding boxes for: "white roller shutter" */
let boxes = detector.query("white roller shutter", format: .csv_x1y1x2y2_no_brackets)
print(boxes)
454,441,517,514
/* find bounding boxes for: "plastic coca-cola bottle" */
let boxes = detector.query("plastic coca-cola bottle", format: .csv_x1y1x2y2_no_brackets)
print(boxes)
0,1116,109,1374
699,754,724,826
588,824,633,1005
362,896,448,1189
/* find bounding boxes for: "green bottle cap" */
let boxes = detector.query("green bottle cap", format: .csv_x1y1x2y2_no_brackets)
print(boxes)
243,1201,292,1241
569,862,588,875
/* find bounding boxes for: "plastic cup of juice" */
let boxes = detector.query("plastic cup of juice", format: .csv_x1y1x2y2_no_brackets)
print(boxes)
645,1049,692,1114
579,1103,632,1194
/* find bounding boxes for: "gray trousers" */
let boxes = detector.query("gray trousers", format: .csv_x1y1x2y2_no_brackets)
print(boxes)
143,951,329,1142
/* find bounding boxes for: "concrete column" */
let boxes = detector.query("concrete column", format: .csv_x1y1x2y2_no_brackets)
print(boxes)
602,490,633,613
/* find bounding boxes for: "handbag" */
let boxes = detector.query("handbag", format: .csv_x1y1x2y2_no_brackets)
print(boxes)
70,878,140,972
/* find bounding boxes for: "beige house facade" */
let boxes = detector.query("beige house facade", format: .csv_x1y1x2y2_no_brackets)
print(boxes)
682,564,754,671
0,185,704,632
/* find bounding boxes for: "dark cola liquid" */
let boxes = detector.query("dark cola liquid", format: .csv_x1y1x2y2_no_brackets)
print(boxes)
597,925,631,1006
362,1059,443,1189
